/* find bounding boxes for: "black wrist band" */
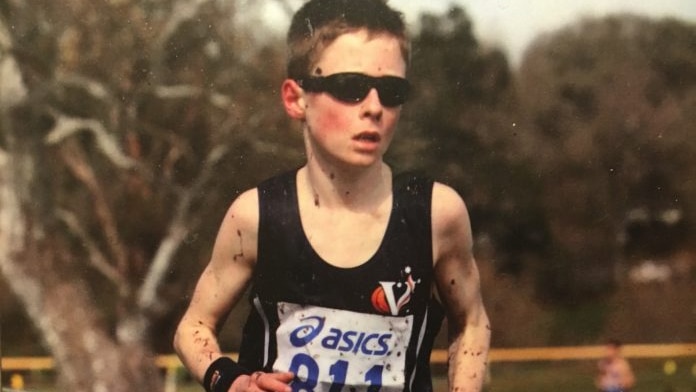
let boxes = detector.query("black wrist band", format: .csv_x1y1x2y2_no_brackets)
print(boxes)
203,357,250,392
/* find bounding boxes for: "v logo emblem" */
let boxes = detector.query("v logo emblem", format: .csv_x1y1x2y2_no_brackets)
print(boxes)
371,268,419,316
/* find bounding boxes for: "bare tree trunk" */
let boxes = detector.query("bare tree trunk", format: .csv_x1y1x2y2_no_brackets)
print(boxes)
0,75,163,392
1,1,279,390
0,142,163,392
4,248,162,391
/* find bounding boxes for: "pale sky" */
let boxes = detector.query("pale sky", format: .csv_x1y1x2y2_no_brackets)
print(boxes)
389,0,696,65
261,0,696,66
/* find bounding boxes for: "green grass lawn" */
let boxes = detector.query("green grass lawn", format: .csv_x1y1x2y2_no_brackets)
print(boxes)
7,358,695,391
486,358,696,392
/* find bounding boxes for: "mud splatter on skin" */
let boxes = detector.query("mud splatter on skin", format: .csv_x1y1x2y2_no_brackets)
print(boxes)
449,278,460,295
191,331,202,346
315,67,323,75
233,229,244,261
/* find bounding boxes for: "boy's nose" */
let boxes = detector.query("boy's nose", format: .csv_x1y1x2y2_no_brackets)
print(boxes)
360,88,383,119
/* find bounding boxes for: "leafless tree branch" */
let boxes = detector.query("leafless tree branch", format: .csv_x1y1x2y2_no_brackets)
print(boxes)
0,15,27,110
137,144,228,314
44,113,136,170
155,0,212,49
0,57,29,108
0,16,14,52
56,209,131,297
0,153,26,260
55,73,111,101
57,139,130,285
153,84,231,109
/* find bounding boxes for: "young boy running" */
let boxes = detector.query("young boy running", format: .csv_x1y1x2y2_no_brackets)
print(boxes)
174,0,490,391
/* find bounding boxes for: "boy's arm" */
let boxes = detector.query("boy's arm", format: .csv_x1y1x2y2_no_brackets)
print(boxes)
431,183,491,392
173,190,262,383
174,189,293,392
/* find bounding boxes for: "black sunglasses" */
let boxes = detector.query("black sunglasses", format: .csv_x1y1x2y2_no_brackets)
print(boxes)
296,72,410,108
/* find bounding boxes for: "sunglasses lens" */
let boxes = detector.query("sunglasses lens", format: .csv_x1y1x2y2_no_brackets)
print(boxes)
377,77,410,107
300,73,410,107
325,74,371,103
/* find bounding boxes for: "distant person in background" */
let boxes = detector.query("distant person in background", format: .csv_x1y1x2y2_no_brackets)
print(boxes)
595,339,636,392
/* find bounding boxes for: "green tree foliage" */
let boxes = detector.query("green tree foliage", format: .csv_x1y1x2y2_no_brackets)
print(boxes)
517,14,696,303
392,6,549,276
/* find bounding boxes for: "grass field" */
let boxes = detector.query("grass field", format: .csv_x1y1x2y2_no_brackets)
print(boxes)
485,358,696,392
4,358,695,391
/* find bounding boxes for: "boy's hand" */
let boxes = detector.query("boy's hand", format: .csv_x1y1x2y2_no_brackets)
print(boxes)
230,371,294,392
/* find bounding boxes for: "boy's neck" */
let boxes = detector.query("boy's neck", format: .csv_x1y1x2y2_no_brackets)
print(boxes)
299,161,392,210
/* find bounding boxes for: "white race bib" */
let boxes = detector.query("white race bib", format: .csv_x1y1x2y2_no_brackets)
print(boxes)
273,302,413,392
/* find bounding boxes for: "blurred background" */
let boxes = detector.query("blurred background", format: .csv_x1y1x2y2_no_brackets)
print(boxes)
0,0,694,391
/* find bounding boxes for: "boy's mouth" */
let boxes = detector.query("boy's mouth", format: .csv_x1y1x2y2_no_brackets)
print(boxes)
353,131,381,142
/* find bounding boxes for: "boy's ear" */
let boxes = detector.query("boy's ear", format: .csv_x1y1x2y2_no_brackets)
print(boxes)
281,79,306,120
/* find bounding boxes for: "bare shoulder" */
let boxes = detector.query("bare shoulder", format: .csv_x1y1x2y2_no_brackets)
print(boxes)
227,187,260,230
212,187,260,266
431,182,469,222
430,183,486,327
431,182,473,259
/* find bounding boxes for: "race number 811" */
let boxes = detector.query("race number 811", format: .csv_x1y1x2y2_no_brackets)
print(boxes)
289,353,384,392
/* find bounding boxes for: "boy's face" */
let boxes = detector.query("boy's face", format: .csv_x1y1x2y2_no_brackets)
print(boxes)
300,29,407,169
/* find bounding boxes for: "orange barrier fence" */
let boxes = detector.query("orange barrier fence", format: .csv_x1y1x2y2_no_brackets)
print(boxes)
2,344,695,371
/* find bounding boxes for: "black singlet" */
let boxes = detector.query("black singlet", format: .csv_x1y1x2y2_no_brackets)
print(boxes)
238,169,444,391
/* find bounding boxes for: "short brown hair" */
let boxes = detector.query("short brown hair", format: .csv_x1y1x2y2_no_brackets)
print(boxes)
286,0,409,79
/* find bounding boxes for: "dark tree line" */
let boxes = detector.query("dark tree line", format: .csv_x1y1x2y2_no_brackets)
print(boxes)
516,14,696,301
